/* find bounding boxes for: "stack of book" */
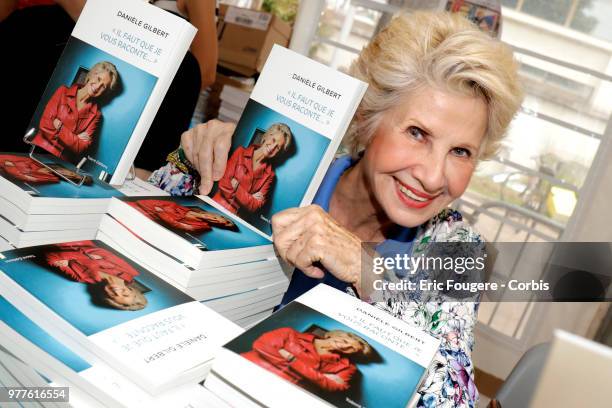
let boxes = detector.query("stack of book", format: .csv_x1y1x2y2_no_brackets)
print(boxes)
204,284,441,408
217,84,251,123
0,153,125,248
0,0,196,248
0,153,172,249
0,240,242,407
99,195,290,325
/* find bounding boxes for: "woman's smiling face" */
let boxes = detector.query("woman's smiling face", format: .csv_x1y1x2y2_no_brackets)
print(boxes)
361,86,488,227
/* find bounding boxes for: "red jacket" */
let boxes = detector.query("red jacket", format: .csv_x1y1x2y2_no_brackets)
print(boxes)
241,327,356,392
129,199,212,233
213,145,274,214
0,154,59,183
44,241,139,284
32,84,100,160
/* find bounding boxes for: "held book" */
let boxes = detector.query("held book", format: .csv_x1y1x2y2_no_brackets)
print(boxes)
210,44,367,237
0,240,243,395
206,284,440,408
24,0,196,184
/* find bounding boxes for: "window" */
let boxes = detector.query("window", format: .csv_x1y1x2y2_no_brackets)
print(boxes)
570,0,612,42
521,0,573,25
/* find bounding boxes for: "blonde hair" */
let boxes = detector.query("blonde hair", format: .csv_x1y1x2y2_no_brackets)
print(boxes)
265,123,293,151
103,285,147,311
86,61,119,91
325,330,373,357
344,11,523,160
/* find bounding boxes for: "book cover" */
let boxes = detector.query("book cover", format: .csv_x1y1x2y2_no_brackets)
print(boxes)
211,45,367,236
24,0,196,184
108,195,274,269
0,240,242,394
209,284,440,408
0,296,234,408
0,153,122,201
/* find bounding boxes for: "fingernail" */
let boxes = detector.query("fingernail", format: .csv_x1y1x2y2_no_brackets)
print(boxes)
201,180,212,195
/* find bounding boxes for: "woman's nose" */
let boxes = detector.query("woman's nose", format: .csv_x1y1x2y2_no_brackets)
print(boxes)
412,151,446,193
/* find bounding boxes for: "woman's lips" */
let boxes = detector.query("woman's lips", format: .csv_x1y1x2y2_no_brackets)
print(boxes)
394,179,437,209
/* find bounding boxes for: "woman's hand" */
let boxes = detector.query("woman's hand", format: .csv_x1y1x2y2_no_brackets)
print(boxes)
77,132,91,141
180,119,235,195
278,348,295,362
272,205,362,291
230,177,239,190
323,374,344,385
53,118,62,130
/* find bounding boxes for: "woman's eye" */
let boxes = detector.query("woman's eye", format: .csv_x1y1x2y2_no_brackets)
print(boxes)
407,126,425,141
452,147,472,158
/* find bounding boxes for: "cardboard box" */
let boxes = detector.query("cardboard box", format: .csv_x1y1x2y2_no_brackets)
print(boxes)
217,5,292,76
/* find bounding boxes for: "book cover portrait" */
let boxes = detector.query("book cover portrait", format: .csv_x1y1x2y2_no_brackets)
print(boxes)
0,241,191,336
225,302,426,408
122,196,271,251
212,100,331,236
26,37,157,181
0,153,122,199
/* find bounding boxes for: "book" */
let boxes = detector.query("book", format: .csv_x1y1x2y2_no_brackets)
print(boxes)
203,280,289,315
206,284,440,408
210,45,367,237
0,240,243,395
24,0,196,184
0,153,123,214
0,297,234,408
97,214,285,289
0,235,14,252
107,195,275,269
0,213,97,248
0,195,102,232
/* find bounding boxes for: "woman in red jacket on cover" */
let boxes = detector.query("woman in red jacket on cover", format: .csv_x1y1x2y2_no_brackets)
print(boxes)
213,123,292,214
0,154,59,183
0,154,93,184
44,241,147,311
241,327,372,392
129,199,237,234
31,61,119,161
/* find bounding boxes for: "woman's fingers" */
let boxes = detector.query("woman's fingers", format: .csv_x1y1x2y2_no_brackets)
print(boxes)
271,206,317,236
272,205,361,284
196,132,214,194
180,128,195,164
179,120,234,195
211,121,234,181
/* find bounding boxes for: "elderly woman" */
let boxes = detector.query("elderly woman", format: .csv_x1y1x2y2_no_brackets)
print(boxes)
149,11,522,407
212,123,293,215
31,61,119,161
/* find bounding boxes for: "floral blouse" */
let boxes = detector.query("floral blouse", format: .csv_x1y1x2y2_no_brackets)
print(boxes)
371,209,484,408
148,161,484,408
